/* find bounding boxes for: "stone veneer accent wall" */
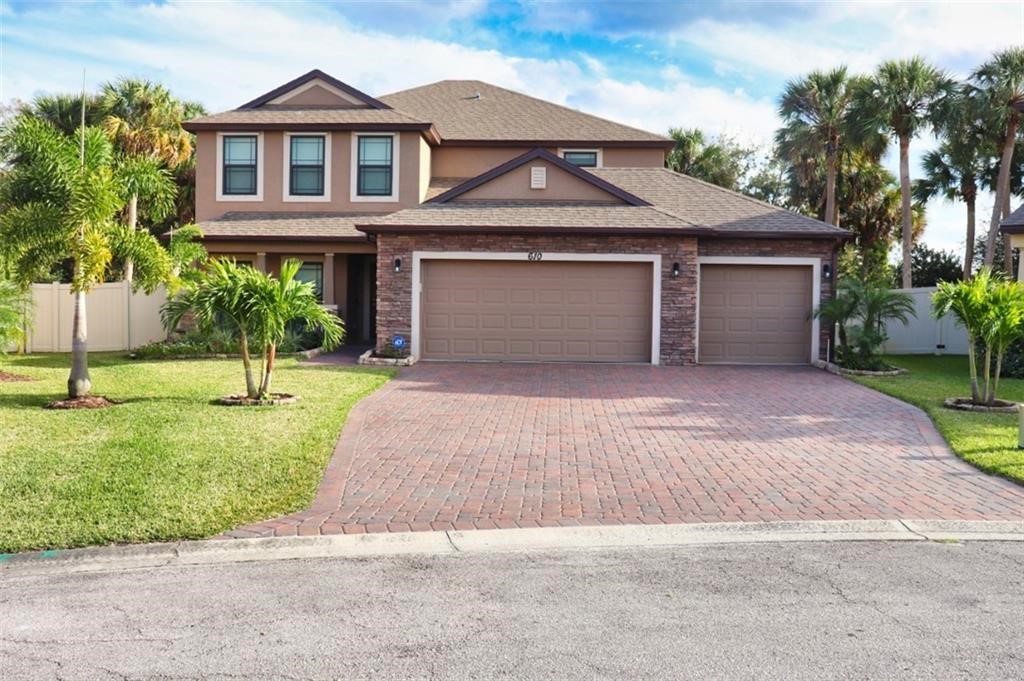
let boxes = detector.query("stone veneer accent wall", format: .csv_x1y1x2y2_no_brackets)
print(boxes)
374,233,840,365
374,233,699,365
697,238,839,360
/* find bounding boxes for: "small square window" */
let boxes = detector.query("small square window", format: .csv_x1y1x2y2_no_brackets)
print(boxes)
562,150,599,168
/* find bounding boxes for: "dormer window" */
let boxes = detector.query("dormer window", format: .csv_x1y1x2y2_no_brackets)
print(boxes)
561,149,601,168
284,133,331,202
351,133,400,202
223,135,258,194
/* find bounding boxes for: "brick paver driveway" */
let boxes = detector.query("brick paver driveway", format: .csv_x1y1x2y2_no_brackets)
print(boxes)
228,364,1024,538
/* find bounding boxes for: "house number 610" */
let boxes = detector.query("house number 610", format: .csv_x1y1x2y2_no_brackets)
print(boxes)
527,251,544,261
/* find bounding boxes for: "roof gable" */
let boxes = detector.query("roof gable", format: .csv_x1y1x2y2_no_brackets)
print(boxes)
238,69,391,110
430,148,650,206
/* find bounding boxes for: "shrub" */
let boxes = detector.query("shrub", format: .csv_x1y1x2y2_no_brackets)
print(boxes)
815,276,916,371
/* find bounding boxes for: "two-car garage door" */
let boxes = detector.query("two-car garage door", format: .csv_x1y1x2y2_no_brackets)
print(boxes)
420,260,652,362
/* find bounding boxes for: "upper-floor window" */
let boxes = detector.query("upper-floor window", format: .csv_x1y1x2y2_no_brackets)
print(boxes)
562,149,600,168
223,135,258,195
289,136,325,196
357,136,393,196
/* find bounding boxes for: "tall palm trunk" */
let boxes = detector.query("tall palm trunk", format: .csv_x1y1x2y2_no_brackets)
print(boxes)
966,335,980,403
68,289,91,398
123,193,138,284
898,135,913,289
238,331,257,399
824,148,838,226
1003,189,1014,276
963,183,976,280
259,344,277,396
984,115,1019,266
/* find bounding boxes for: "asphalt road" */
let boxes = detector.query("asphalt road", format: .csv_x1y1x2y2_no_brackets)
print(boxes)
2,541,1022,680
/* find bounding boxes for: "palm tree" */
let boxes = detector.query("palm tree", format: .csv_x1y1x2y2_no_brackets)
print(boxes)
163,259,344,400
245,259,345,396
971,48,1024,271
777,67,857,226
914,92,990,280
815,276,914,369
934,268,994,403
100,78,200,281
666,128,752,190
852,57,954,288
0,115,173,398
26,93,104,136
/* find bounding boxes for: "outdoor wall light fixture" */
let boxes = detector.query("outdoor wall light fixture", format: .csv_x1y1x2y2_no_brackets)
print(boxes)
823,263,832,280
671,262,681,278
394,258,402,273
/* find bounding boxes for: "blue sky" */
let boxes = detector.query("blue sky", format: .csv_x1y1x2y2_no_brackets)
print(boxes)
2,0,1023,253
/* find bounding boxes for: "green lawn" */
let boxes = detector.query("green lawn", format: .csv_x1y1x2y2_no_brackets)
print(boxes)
849,354,1024,486
0,353,393,554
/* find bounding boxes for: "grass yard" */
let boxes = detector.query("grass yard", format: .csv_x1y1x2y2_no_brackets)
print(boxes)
0,353,393,553
850,354,1024,486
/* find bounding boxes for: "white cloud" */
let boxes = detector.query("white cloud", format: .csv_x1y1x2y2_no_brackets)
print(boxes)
675,2,1024,80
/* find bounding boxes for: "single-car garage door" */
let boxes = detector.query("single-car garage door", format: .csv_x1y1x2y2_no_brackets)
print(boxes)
421,260,652,362
699,264,812,364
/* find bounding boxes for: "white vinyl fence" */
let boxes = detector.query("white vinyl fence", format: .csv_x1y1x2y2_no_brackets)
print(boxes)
879,287,968,355
24,281,168,353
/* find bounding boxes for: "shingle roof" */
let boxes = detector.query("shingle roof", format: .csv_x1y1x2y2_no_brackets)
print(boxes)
378,80,672,146
359,202,695,234
198,212,378,240
183,108,432,132
1001,204,1024,232
591,167,849,236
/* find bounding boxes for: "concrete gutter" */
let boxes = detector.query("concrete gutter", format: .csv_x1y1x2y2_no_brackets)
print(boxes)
2,519,1021,577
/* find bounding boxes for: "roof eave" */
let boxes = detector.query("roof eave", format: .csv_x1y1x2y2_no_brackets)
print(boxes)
436,138,674,149
198,233,369,243
182,121,435,133
355,224,701,236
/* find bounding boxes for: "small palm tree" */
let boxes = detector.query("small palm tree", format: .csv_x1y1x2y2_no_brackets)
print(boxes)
971,48,1024,270
933,268,1010,404
163,259,344,400
815,277,915,370
852,57,954,289
0,116,174,398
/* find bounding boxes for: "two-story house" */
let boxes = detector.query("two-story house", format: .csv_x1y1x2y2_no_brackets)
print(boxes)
184,69,848,365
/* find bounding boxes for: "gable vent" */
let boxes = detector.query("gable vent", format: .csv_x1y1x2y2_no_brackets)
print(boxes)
530,166,546,189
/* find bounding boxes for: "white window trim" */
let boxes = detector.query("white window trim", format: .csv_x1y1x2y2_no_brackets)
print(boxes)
350,132,400,203
695,256,821,365
282,132,332,202
216,132,263,202
558,148,603,168
410,251,662,365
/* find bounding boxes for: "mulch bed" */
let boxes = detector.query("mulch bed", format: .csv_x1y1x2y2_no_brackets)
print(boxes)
218,393,299,407
45,395,122,410
0,370,34,383
943,397,1020,414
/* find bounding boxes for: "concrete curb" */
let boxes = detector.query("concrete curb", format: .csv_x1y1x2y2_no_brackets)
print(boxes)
2,519,1021,576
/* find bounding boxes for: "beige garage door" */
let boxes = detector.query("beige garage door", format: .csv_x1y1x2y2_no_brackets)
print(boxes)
699,265,812,364
421,260,652,362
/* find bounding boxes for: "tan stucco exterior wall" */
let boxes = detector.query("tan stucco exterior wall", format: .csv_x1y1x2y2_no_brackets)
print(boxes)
454,159,623,203
602,147,666,167
195,130,426,221
418,136,431,202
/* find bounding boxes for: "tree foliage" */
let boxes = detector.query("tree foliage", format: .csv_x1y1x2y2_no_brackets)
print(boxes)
814,276,915,370
665,128,753,191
